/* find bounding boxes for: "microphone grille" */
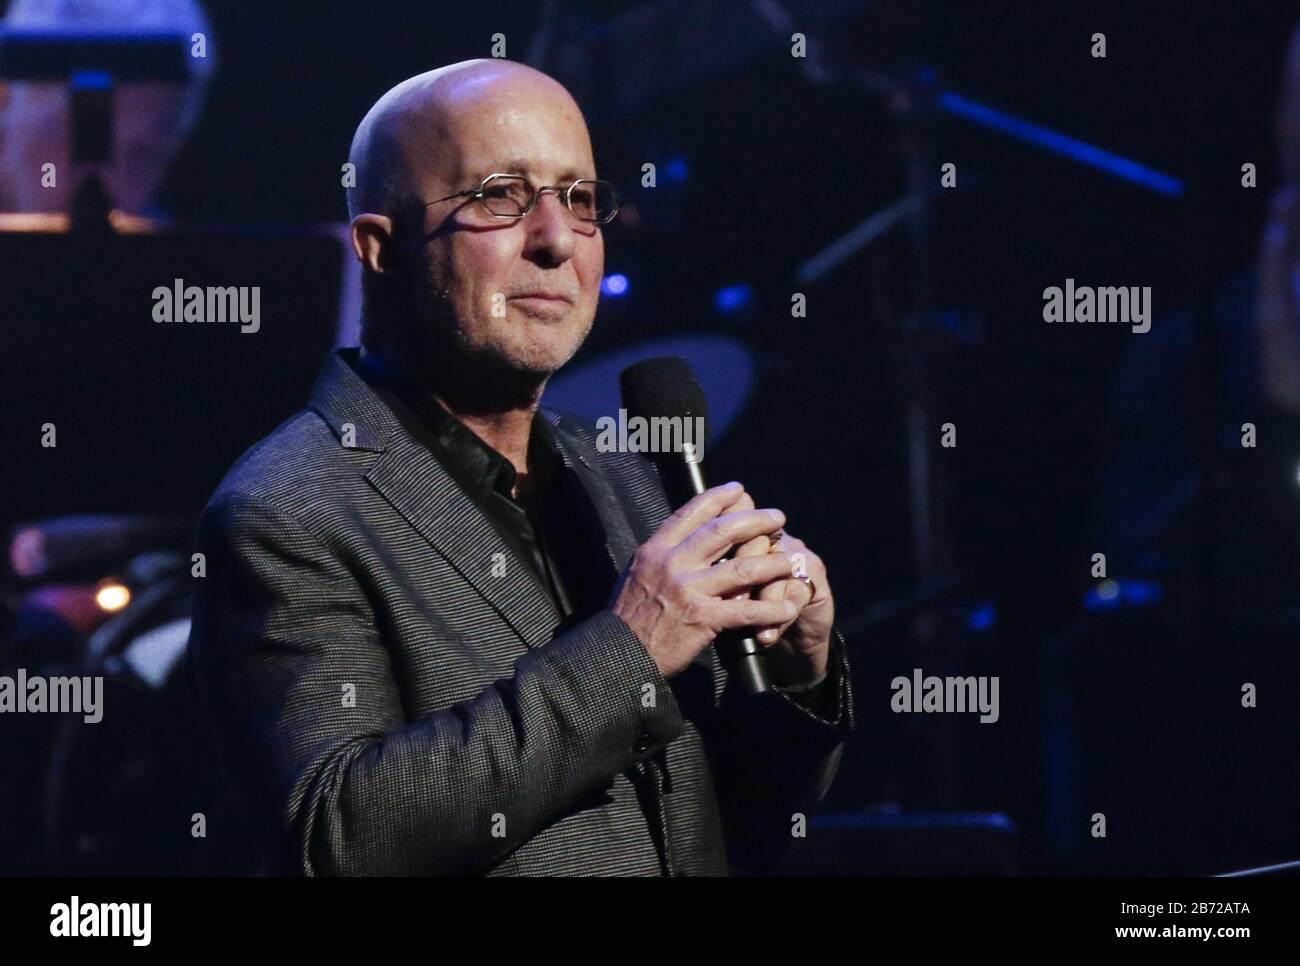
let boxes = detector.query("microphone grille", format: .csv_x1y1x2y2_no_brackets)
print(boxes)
619,357,710,425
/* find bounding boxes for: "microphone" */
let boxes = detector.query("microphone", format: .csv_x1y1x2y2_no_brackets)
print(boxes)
620,357,772,695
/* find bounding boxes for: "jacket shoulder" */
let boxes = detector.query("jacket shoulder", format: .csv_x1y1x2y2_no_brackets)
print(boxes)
203,408,371,516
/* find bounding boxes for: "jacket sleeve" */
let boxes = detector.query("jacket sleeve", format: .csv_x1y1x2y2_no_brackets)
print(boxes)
189,493,685,876
699,628,855,874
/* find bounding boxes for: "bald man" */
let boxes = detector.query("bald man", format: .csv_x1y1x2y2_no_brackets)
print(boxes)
189,60,853,876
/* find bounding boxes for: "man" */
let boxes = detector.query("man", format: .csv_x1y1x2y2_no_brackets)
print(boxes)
189,59,853,876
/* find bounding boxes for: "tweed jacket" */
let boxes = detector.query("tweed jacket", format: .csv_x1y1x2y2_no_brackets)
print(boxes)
189,348,854,876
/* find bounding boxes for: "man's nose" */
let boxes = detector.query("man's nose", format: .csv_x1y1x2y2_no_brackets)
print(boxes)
521,191,577,265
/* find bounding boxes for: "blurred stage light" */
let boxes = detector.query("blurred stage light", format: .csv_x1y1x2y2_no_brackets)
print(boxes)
1084,578,1163,611
9,527,46,578
967,601,997,632
714,282,754,315
938,92,1185,197
95,581,130,612
601,273,629,297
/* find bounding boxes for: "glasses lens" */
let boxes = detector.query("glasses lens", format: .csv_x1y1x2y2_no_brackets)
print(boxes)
480,175,533,217
568,180,619,223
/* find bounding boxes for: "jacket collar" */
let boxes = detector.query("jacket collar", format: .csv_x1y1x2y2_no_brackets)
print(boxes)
307,348,395,453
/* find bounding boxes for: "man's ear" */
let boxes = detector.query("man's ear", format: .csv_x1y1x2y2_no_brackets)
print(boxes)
351,213,396,275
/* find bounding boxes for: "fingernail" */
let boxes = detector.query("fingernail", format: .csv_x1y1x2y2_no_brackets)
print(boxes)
761,629,777,642
724,480,742,491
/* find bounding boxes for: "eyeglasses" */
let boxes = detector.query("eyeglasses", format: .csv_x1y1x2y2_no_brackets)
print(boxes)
421,172,620,225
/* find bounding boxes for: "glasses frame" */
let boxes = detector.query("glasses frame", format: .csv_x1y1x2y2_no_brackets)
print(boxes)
420,172,620,225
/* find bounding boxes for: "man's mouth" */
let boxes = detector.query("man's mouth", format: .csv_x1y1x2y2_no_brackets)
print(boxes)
510,292,574,305
509,293,575,319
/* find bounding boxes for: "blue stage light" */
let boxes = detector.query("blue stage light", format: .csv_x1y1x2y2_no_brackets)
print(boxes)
967,601,997,632
1083,578,1164,611
714,282,754,314
72,70,112,90
601,273,629,297
939,92,1185,197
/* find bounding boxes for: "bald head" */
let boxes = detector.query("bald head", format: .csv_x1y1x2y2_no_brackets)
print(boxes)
346,59,588,220
345,59,607,396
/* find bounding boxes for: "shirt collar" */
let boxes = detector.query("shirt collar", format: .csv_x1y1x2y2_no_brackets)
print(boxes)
353,352,560,503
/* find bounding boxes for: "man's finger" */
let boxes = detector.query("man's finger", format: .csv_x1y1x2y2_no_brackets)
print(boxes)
653,482,748,547
707,596,798,632
677,507,786,564
754,576,810,643
691,551,795,598
726,492,769,559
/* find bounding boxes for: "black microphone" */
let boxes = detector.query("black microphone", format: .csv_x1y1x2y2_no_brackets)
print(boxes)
620,357,772,695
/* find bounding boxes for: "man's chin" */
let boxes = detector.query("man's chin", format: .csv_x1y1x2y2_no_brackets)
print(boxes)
504,321,591,374
464,338,575,384
504,346,579,379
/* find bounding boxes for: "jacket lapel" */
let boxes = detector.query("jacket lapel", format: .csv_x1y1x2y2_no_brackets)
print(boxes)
542,410,641,577
365,436,564,650
310,350,562,650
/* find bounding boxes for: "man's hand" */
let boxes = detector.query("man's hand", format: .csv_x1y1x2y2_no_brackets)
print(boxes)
728,494,834,689
612,482,802,679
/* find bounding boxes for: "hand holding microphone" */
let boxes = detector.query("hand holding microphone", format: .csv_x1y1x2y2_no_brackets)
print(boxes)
611,481,799,682
614,357,834,694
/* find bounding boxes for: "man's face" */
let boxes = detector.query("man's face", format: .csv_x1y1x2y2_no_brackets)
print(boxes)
401,80,604,379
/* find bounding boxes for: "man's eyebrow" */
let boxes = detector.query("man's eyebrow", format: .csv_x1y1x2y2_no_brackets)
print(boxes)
482,159,591,183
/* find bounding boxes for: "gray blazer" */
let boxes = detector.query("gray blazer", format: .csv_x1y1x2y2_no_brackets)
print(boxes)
189,348,854,876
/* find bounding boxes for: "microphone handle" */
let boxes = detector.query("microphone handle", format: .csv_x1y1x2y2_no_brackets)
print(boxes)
676,460,772,696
